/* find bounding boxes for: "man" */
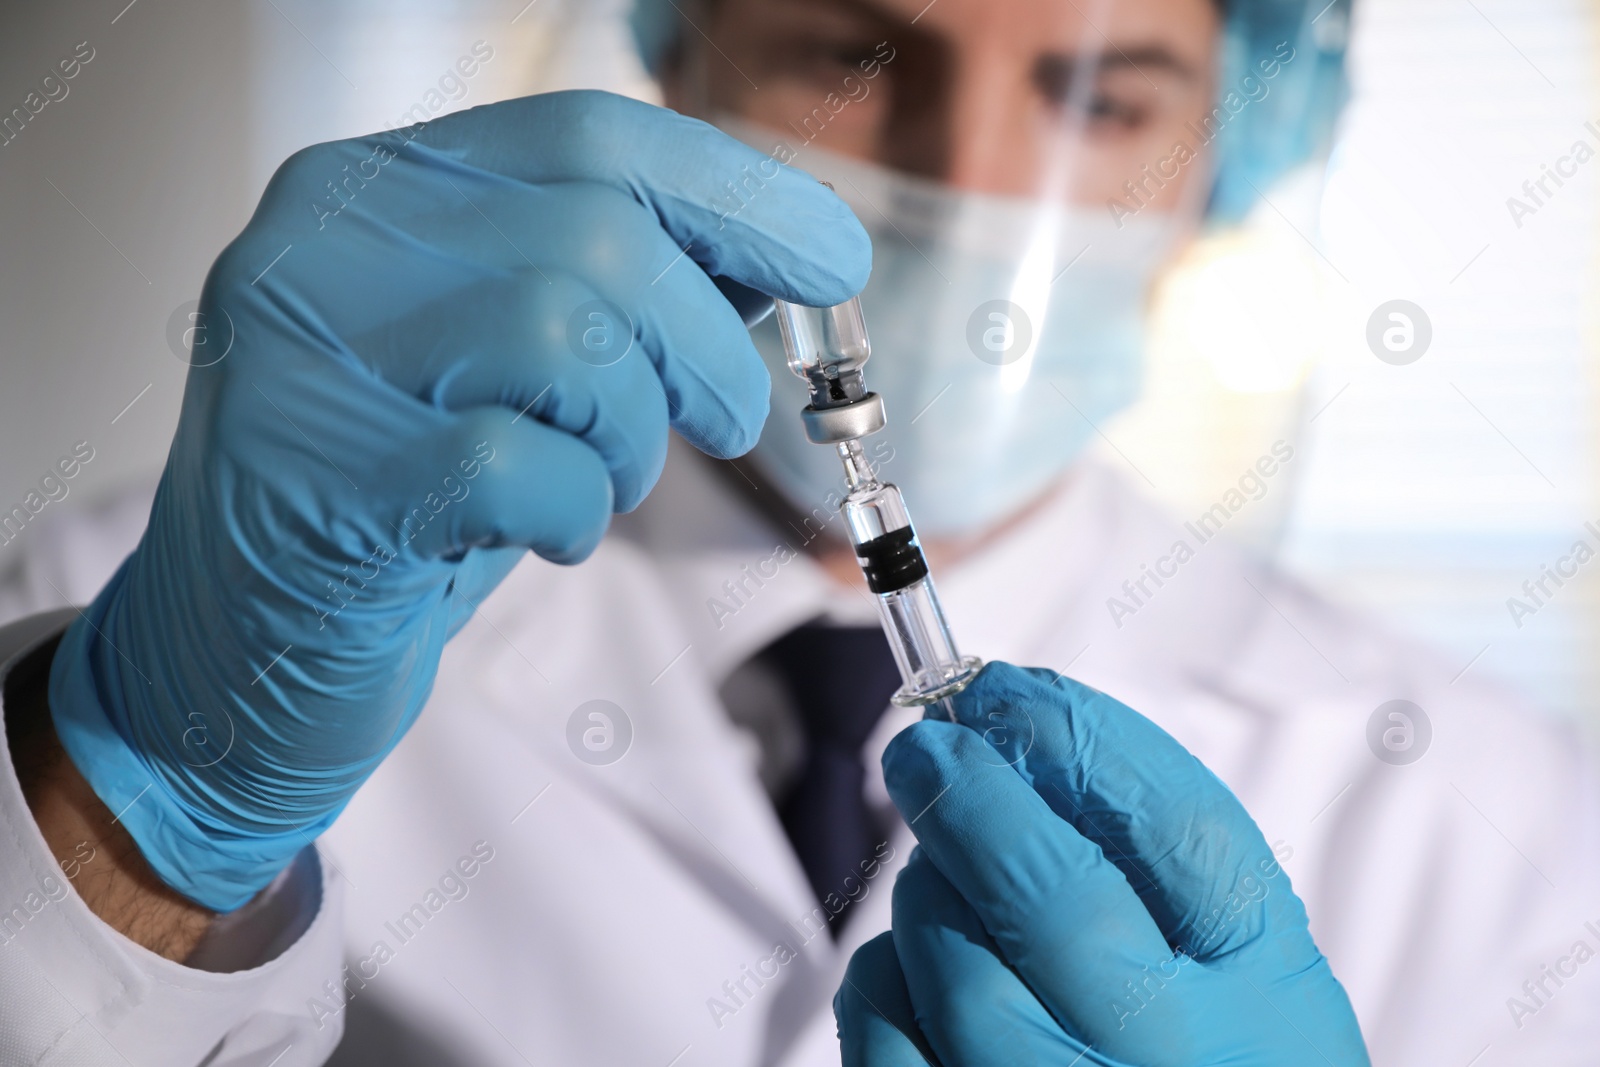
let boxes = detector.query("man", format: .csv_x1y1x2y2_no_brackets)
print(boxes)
0,0,1594,1064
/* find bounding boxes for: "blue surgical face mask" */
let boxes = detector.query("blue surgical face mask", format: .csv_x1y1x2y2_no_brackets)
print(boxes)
723,126,1182,538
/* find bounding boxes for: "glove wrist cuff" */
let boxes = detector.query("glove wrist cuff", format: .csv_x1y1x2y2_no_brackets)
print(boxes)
47,566,305,913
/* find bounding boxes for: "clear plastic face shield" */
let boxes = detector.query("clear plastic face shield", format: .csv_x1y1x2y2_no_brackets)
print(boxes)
640,0,1347,538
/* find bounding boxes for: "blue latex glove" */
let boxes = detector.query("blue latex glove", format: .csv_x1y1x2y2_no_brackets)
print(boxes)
836,663,1370,1066
48,90,870,911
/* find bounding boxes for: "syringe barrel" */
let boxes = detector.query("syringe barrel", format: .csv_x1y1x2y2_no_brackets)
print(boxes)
875,576,975,703
843,478,980,707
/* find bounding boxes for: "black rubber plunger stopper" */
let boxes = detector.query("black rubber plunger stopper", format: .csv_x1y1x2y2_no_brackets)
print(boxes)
854,526,930,594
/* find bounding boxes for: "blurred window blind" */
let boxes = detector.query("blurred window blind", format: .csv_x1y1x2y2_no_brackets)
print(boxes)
1104,0,1598,721
1288,0,1598,720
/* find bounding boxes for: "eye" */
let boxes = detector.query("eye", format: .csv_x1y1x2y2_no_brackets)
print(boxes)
779,37,884,78
827,41,885,68
1032,54,1163,135
1081,92,1153,131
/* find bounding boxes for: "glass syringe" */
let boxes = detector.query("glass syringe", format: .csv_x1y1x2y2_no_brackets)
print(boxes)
772,294,982,720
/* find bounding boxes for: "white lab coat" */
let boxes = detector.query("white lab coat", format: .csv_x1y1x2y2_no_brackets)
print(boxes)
0,445,1596,1066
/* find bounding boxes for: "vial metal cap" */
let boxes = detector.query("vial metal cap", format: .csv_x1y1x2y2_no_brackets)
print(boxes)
799,392,886,444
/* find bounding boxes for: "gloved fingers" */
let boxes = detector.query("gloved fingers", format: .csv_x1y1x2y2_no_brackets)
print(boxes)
835,932,942,1067
569,200,771,460
228,119,783,469
890,851,1111,1067
457,179,773,460
347,177,770,465
400,407,612,565
881,720,1180,1036
712,274,777,328
411,90,872,305
947,662,1314,966
346,268,671,512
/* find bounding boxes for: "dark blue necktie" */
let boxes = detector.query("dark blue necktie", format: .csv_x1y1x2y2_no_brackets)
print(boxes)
757,622,902,935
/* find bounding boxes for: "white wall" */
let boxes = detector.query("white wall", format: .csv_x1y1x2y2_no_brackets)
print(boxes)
0,0,610,549
0,0,256,532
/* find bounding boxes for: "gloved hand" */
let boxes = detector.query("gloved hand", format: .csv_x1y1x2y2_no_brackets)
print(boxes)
835,663,1370,1066
48,90,869,911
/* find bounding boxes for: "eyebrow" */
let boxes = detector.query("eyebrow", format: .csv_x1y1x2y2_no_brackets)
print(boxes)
1038,46,1203,86
769,0,902,31
761,0,1202,84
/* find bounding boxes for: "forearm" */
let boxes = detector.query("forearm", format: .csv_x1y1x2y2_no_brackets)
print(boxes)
0,615,346,1064
8,637,214,961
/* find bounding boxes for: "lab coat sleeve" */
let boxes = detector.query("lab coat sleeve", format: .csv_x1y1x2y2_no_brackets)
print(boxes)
0,609,348,1066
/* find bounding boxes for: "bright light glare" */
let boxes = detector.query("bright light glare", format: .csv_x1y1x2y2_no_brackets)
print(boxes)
1148,232,1325,394
1000,210,1059,393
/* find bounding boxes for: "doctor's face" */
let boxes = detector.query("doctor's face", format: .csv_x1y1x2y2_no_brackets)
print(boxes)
673,0,1223,214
